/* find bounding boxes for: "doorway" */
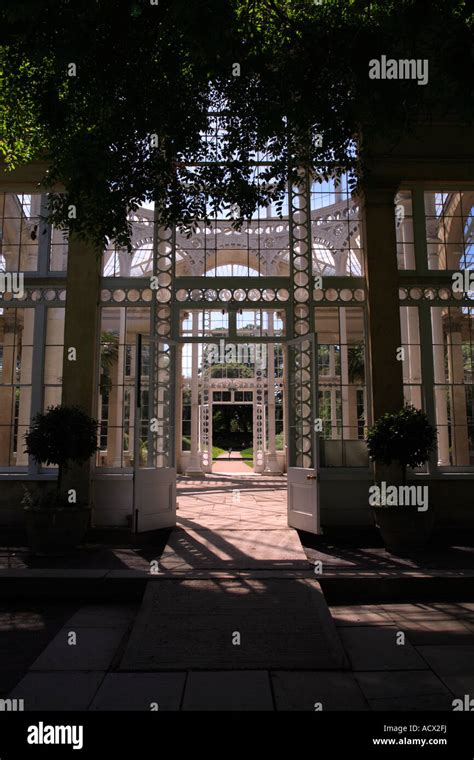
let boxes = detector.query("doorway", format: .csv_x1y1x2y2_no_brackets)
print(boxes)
212,400,253,473
179,336,285,477
93,309,321,534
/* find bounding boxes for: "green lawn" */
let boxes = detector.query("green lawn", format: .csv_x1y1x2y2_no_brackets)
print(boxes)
183,437,226,460
240,447,254,468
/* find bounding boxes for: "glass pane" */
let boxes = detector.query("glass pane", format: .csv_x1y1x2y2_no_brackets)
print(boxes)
0,194,41,273
0,308,35,467
431,305,474,466
425,191,474,272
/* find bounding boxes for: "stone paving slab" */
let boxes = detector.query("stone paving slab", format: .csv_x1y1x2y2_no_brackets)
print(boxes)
65,604,137,629
8,672,105,710
330,605,393,627
416,645,474,680
354,670,453,701
119,578,348,671
432,673,474,698
182,671,273,711
427,602,474,619
338,626,429,671
271,671,369,711
30,627,125,671
89,672,186,711
388,618,474,645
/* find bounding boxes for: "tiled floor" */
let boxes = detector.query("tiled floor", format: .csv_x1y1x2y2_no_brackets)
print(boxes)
3,476,474,711
8,600,473,710
176,474,288,531
330,601,474,711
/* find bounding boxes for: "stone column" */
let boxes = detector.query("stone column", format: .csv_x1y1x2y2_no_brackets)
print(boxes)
362,184,404,480
61,235,102,503
362,185,405,418
186,312,203,476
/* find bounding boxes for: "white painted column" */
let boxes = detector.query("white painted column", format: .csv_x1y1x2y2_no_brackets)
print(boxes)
431,309,450,466
107,309,126,467
0,314,16,466
405,306,423,409
339,307,350,442
15,309,34,466
264,311,282,474
282,343,288,473
400,305,409,399
186,311,204,476
397,192,415,270
423,198,450,466
329,345,338,437
448,321,470,466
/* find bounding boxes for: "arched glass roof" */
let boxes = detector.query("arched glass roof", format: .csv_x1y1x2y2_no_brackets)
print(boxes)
206,264,260,277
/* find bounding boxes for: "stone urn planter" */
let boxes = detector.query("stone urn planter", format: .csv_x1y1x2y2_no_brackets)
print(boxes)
366,405,438,554
372,504,435,554
23,404,98,557
24,503,91,556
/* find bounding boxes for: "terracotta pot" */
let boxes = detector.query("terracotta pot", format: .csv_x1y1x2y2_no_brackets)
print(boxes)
372,505,435,554
25,506,91,556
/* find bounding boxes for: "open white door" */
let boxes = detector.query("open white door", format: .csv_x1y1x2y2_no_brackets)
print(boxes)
133,334,176,532
286,333,321,534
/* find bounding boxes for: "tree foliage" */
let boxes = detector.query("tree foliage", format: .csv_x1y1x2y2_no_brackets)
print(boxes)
0,0,472,248
25,405,98,491
366,404,437,483
209,362,254,378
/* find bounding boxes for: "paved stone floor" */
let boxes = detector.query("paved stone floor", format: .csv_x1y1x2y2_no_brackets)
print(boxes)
176,474,287,531
2,475,474,710
6,599,474,710
169,475,295,572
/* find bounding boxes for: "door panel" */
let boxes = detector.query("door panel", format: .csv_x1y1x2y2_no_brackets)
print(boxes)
134,468,176,532
287,334,321,534
133,335,176,532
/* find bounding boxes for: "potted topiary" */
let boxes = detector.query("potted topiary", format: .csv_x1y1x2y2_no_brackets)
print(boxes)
366,404,438,553
23,405,98,556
